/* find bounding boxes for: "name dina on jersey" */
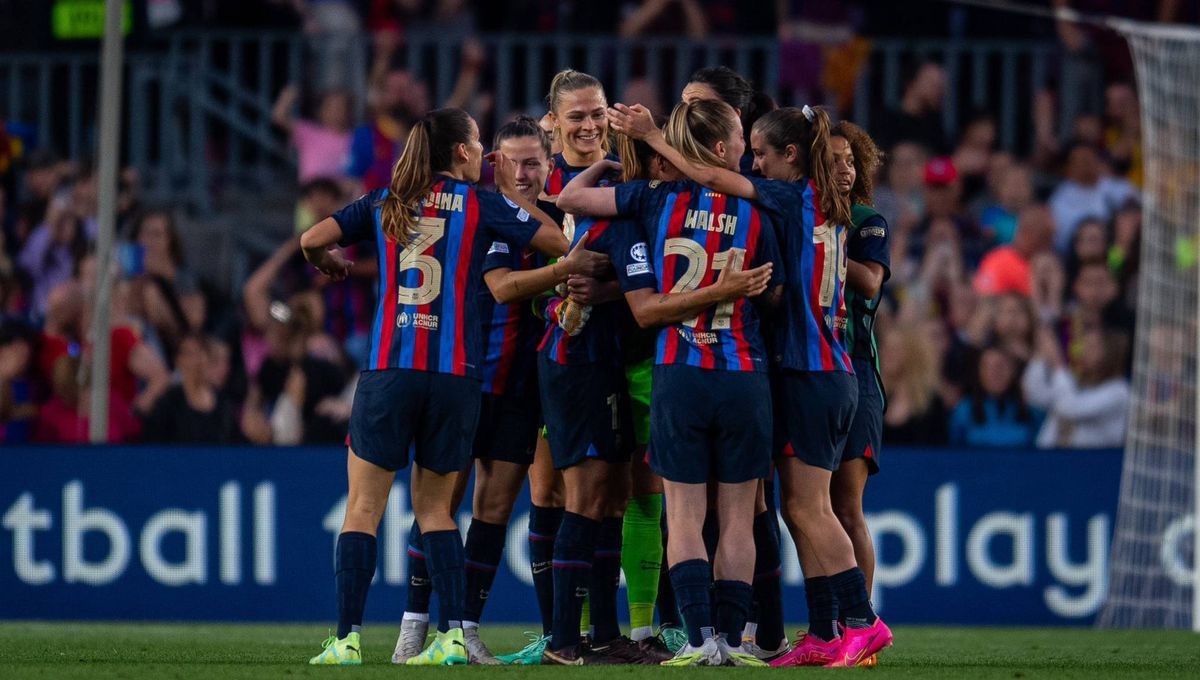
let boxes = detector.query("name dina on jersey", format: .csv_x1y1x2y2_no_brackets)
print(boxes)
424,190,465,212
684,209,737,235
397,311,440,330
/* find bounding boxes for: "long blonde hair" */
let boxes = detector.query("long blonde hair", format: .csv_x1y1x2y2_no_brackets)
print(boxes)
752,106,852,227
663,99,740,169
378,108,474,243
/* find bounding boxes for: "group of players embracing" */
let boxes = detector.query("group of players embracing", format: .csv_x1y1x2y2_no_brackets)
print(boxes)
302,64,893,668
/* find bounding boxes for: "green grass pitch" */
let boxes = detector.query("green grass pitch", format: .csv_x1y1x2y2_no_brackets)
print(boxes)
4,622,1198,678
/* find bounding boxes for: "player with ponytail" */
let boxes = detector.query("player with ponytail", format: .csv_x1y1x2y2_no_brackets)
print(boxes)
301,108,568,667
609,103,893,668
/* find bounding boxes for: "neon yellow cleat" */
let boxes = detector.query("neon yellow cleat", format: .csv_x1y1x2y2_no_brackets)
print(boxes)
406,628,469,666
309,631,362,665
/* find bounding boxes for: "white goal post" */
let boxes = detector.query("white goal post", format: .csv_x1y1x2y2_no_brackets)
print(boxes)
1097,19,1200,631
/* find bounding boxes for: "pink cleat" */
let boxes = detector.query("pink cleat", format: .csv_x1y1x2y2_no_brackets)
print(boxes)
826,618,893,668
767,633,840,667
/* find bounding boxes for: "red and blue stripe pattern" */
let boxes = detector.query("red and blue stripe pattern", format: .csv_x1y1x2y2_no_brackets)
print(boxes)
537,218,624,366
647,182,774,372
332,177,539,379
479,247,541,395
761,178,852,373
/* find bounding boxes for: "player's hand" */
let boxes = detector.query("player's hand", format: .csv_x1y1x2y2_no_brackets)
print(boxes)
561,233,611,278
551,296,592,336
607,103,659,140
487,150,519,194
713,255,772,301
566,274,605,305
314,247,353,282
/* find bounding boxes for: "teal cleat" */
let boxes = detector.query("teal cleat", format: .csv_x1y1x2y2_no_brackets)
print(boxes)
309,631,362,665
658,626,688,654
496,632,548,665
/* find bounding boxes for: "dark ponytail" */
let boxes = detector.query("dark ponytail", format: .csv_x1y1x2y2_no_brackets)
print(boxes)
752,106,852,228
379,108,474,243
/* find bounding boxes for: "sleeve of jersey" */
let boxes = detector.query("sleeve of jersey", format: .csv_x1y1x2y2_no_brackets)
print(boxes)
482,238,521,274
608,221,657,292
332,190,379,246
752,212,786,288
478,190,539,249
746,176,793,216
848,214,892,282
613,180,651,217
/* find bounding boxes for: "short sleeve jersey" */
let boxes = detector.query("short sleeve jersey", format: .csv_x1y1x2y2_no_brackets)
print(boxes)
843,204,891,366
544,153,619,198
332,178,540,377
538,216,631,366
478,240,543,396
748,177,853,373
614,179,783,372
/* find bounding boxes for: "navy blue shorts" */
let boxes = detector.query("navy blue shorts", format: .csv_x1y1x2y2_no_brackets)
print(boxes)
538,353,633,470
649,365,771,484
773,370,858,472
473,389,541,465
348,369,481,474
842,360,881,475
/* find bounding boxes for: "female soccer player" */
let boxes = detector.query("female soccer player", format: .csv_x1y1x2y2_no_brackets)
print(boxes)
557,98,782,667
533,68,647,666
391,115,609,665
609,103,893,668
830,121,889,609
302,107,568,667
681,66,776,173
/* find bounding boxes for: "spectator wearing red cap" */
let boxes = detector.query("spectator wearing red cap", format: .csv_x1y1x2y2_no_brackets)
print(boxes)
915,156,985,268
973,204,1056,297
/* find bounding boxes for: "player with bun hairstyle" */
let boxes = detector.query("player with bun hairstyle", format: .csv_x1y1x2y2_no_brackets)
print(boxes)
302,107,568,667
557,98,784,667
610,103,893,668
829,121,890,665
682,66,776,173
390,115,609,665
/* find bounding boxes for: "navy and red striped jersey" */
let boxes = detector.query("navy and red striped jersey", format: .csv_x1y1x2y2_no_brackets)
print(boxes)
478,238,543,396
614,179,783,372
748,177,853,373
543,153,619,198
332,177,541,377
538,216,629,366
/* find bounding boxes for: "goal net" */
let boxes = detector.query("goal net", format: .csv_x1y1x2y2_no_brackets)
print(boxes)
1098,21,1200,630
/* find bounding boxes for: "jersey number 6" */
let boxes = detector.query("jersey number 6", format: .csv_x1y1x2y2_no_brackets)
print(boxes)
664,238,745,330
396,216,446,306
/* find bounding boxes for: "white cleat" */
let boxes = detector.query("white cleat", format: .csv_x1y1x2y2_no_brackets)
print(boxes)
741,637,792,662
464,626,503,665
391,618,429,664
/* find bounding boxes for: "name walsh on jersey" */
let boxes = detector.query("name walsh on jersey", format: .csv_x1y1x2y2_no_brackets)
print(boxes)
684,209,737,235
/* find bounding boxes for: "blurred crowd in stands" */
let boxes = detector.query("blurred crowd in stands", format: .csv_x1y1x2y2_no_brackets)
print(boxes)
3,0,1193,446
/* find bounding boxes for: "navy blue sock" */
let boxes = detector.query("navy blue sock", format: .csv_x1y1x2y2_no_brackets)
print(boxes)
714,579,753,645
657,528,680,628
751,511,785,650
405,523,432,614
463,519,507,624
423,529,466,633
551,512,599,650
335,532,376,639
528,505,563,636
669,559,714,648
590,517,623,645
829,567,875,628
804,576,838,642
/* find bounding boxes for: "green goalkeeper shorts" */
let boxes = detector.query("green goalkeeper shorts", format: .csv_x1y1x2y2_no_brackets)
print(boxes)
625,357,653,447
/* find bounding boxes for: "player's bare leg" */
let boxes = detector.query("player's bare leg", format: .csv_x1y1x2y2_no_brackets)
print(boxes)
831,459,874,591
